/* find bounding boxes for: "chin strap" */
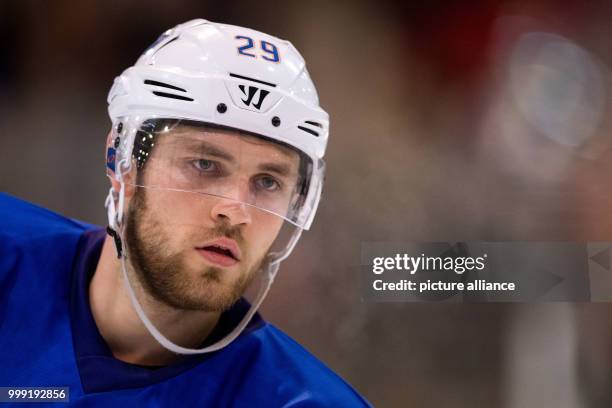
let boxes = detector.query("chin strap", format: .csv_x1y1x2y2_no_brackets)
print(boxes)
119,253,278,354
105,182,304,355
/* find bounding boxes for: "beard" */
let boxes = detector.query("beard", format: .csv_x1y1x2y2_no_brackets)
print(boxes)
124,188,261,312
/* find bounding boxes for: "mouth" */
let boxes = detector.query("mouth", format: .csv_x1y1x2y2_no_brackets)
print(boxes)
195,238,241,267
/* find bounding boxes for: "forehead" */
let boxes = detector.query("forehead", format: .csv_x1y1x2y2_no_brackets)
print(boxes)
155,125,299,161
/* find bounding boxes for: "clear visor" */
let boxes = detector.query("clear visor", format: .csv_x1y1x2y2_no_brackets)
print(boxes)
116,118,317,229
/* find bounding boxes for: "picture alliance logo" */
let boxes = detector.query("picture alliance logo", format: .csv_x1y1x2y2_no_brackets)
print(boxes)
239,84,269,110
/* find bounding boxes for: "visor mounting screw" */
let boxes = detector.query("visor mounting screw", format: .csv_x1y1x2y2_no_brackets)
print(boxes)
114,137,121,148
272,116,281,127
217,103,227,113
116,122,123,133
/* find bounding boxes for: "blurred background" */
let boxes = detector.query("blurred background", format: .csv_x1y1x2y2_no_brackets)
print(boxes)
3,0,612,406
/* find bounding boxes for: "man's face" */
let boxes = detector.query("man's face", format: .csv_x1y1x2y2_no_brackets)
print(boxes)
124,126,301,312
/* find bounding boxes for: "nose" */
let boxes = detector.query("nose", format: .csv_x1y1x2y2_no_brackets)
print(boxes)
210,197,252,226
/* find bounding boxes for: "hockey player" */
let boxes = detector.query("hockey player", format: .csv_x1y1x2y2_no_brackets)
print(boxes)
0,19,370,406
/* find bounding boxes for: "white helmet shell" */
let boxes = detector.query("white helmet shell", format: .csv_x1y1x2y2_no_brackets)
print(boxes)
107,19,329,163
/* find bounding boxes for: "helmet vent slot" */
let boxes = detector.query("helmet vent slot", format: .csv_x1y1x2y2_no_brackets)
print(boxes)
304,121,322,128
297,125,319,137
144,79,187,92
151,91,194,102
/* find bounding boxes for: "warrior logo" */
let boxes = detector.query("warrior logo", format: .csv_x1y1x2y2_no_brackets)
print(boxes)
239,84,270,110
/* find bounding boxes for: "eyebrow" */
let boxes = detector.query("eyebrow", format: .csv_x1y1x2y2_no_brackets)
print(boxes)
180,139,236,162
175,128,297,159
258,162,293,177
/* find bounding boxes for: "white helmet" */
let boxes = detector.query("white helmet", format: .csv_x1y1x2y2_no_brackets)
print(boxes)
107,18,328,230
104,19,329,355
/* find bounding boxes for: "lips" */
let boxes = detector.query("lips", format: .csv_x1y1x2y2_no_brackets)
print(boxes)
196,238,241,267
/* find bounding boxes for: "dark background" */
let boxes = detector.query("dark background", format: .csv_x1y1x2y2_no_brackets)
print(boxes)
3,1,612,406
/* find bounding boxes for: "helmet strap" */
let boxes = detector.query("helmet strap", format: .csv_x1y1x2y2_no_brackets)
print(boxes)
104,181,126,258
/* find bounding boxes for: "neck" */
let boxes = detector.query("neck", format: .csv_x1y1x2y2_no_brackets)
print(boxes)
89,235,220,366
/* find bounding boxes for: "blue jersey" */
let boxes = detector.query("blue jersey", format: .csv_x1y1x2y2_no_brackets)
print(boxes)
0,193,370,407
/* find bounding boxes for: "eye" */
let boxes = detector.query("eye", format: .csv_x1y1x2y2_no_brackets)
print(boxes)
192,159,218,173
254,175,281,192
